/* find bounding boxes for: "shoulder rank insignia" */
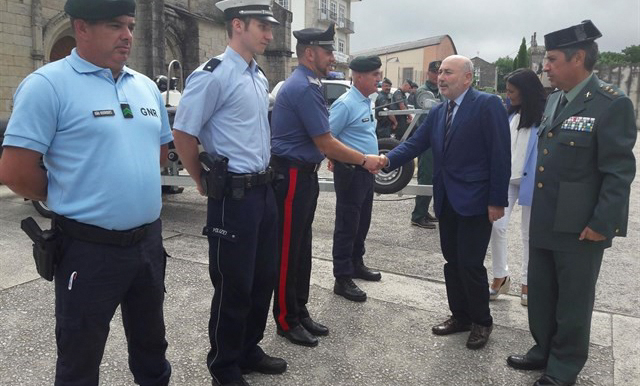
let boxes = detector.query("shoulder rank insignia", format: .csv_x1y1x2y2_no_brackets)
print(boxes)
561,116,595,132
307,76,322,87
204,58,221,72
600,83,619,96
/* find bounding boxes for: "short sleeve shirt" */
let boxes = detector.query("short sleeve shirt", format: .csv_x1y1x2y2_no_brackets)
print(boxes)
270,65,331,164
3,48,172,230
173,46,271,173
329,86,378,155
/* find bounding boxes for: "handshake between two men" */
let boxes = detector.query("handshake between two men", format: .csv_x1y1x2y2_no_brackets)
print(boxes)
359,154,389,174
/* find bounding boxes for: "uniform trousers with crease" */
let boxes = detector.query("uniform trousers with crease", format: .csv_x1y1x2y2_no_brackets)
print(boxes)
332,162,373,277
272,166,319,332
206,185,278,384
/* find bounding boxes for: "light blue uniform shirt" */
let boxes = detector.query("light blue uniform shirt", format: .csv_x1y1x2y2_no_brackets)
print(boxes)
173,46,271,173
329,85,378,155
4,49,172,230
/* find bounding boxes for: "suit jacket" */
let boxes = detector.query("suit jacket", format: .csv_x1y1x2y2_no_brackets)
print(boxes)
529,75,637,251
387,87,511,217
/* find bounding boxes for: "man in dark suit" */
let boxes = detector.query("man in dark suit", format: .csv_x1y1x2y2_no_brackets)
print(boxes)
377,55,511,349
506,20,637,386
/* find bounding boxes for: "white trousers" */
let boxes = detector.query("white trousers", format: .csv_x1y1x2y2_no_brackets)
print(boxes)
489,183,531,285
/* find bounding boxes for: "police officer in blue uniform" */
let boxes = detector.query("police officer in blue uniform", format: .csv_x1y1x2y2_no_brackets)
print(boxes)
172,1,285,385
0,1,172,384
271,23,381,347
330,56,384,303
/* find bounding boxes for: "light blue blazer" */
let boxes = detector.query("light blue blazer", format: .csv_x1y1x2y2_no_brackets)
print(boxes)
513,113,538,206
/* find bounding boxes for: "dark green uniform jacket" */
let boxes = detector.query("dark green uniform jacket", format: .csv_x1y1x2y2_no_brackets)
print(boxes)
530,75,637,252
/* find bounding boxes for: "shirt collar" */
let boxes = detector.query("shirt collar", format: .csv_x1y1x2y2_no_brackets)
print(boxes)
449,88,469,106
563,73,593,103
225,46,258,73
349,84,369,102
66,48,133,77
298,64,320,80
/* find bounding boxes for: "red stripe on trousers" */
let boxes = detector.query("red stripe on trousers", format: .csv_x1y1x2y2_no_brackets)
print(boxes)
277,167,298,330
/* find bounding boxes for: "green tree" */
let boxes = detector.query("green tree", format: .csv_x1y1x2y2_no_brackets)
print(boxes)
599,51,629,66
494,56,514,92
513,38,529,71
622,45,640,63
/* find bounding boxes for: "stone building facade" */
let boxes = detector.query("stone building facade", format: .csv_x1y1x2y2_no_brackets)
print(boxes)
0,0,292,120
470,56,497,91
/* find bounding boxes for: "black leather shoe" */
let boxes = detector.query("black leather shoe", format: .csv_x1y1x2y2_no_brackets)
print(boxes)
334,277,367,302
425,212,439,222
466,323,493,349
533,374,575,386
300,316,329,336
411,217,436,229
212,377,250,386
277,324,318,347
352,264,382,281
240,354,287,375
507,354,545,370
431,317,472,335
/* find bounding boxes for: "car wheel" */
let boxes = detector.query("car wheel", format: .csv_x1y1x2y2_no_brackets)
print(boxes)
374,138,415,194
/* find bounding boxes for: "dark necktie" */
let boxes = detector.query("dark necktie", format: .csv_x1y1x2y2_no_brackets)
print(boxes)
445,100,456,139
553,94,568,120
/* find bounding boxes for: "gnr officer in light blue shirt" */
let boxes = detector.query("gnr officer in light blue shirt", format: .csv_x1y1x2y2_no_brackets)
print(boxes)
0,0,172,384
329,55,383,303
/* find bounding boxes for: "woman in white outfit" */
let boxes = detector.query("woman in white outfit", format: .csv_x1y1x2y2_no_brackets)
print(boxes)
489,68,546,306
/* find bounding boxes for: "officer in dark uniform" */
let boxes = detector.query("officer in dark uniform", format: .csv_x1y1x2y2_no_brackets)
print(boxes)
391,79,413,140
172,1,285,385
506,20,637,386
0,1,172,384
271,23,381,348
374,78,396,138
411,60,445,229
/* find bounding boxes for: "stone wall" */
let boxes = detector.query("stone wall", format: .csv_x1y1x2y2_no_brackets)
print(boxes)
0,0,292,119
595,64,640,130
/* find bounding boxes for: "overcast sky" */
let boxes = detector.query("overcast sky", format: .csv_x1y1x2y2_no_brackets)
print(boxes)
350,0,640,63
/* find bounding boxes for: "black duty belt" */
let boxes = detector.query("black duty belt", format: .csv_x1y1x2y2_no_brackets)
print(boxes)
53,215,152,247
270,155,321,173
227,167,275,189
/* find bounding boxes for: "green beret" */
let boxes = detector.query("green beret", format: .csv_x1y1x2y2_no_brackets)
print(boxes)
65,0,136,20
349,55,382,72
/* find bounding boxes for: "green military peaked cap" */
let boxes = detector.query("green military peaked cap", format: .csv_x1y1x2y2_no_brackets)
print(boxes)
349,56,382,72
64,0,136,20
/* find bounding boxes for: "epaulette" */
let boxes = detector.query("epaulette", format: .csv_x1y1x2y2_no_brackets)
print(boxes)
598,82,622,99
307,76,322,87
203,58,221,73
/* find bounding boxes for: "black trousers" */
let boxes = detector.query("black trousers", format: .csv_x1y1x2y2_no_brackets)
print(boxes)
526,246,604,383
332,163,374,277
54,219,170,386
205,185,278,384
272,166,319,331
438,194,493,326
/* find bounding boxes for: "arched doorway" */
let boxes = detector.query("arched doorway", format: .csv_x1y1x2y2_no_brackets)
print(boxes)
49,35,76,62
